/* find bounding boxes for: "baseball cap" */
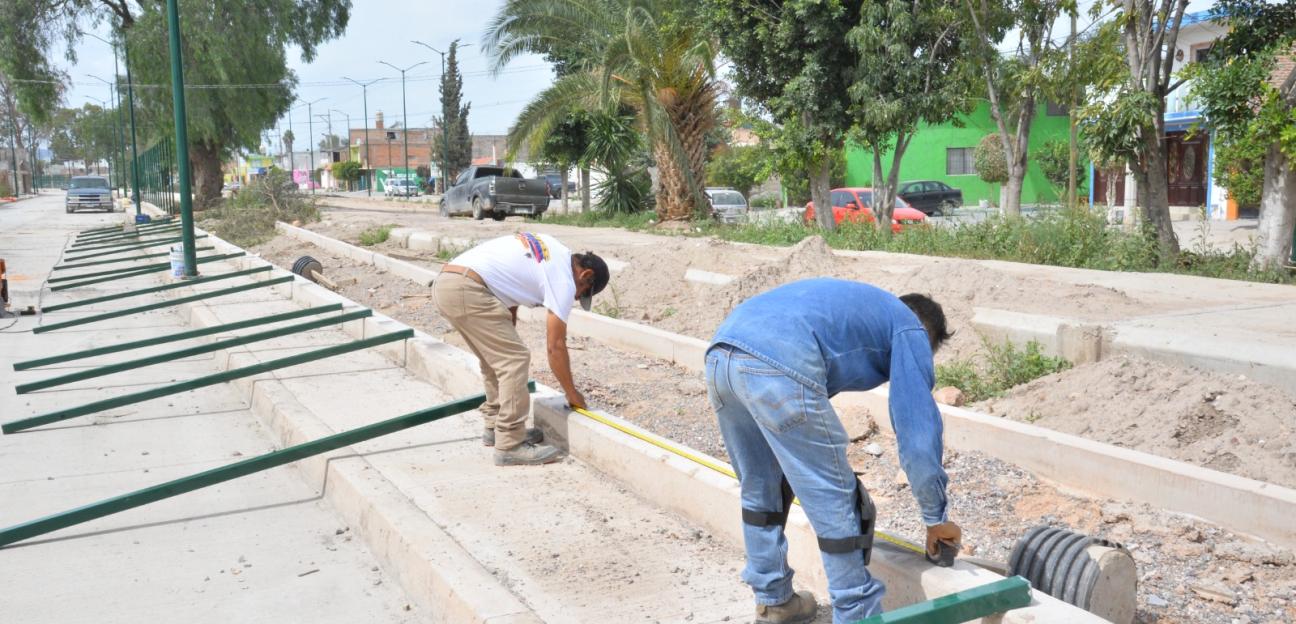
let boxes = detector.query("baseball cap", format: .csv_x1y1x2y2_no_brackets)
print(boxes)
576,252,610,311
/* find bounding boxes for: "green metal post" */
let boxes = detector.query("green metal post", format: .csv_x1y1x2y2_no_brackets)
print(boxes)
16,309,373,394
50,252,245,290
164,0,199,276
0,383,533,547
14,304,343,370
53,246,212,271
49,251,240,283
41,265,271,313
63,236,208,261
853,576,1031,624
33,276,293,334
2,329,413,433
122,28,143,215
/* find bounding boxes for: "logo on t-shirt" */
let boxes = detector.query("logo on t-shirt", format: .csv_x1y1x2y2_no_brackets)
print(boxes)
515,232,550,263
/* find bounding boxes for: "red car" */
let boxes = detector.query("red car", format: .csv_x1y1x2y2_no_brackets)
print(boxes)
804,187,928,233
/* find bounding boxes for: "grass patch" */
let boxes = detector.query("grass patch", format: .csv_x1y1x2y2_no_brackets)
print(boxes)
358,225,394,246
198,170,318,247
935,339,1072,403
434,242,468,262
539,207,1293,285
592,283,624,319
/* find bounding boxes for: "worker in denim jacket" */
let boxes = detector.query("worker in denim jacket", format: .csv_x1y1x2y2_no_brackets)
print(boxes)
706,278,960,624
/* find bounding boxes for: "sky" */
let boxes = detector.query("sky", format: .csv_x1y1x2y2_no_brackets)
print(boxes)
55,0,1221,154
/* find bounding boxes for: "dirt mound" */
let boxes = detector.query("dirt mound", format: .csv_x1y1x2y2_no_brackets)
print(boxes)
715,235,840,312
980,354,1296,488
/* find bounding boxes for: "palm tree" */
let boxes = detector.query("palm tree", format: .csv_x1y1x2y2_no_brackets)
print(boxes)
485,0,719,222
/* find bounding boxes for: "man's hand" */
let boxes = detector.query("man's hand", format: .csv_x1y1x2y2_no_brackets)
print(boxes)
926,521,962,557
566,390,587,410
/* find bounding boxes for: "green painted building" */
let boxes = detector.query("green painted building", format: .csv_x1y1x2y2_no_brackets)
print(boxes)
845,101,1080,206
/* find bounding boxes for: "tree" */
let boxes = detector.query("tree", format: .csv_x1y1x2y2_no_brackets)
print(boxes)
1186,0,1296,269
707,0,863,231
850,0,974,233
433,40,473,191
282,128,295,155
318,134,348,151
487,0,720,222
706,144,771,198
0,0,349,208
1036,138,1085,198
974,133,1009,204
333,159,362,190
964,0,1073,217
534,111,592,213
1089,0,1189,256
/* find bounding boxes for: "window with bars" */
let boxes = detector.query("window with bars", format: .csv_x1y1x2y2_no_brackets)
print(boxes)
946,147,975,176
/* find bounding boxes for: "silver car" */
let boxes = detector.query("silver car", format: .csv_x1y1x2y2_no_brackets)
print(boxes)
705,188,749,224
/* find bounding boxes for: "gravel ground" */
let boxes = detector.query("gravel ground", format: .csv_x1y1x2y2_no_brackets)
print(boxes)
250,233,1296,624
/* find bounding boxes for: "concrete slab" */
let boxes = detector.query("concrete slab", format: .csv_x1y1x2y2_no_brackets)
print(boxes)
0,194,419,623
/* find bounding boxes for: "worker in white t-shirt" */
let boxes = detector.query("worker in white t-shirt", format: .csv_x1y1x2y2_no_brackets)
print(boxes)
434,232,610,465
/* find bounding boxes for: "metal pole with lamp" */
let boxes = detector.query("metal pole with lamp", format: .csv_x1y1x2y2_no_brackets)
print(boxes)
164,0,200,277
87,75,125,199
378,60,426,194
302,98,325,194
342,77,380,197
411,39,471,193
331,109,352,191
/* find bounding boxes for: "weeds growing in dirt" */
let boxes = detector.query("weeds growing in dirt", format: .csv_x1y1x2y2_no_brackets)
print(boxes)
544,207,1292,284
358,225,394,246
935,339,1072,403
435,243,468,262
592,283,623,319
198,170,318,247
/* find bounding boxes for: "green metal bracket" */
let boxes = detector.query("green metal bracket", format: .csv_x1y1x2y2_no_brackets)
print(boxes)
3,329,413,433
77,218,173,236
52,246,216,271
66,232,191,254
15,304,343,370
16,309,373,394
42,266,272,313
853,576,1032,624
0,381,535,548
33,275,295,334
49,253,246,291
63,235,208,262
73,225,181,246
49,251,242,283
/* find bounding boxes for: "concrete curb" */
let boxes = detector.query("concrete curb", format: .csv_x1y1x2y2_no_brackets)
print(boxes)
274,221,438,286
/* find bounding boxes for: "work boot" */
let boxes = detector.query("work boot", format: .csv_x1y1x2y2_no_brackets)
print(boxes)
494,441,563,466
483,427,544,447
755,591,818,624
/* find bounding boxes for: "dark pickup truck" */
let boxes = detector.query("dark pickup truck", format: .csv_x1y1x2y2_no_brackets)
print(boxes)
897,180,963,216
65,176,115,213
439,166,551,221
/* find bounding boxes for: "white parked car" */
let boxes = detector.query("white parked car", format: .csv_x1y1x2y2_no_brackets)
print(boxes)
384,178,420,197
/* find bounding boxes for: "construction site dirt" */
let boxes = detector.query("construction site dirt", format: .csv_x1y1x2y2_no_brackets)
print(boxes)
252,217,1296,624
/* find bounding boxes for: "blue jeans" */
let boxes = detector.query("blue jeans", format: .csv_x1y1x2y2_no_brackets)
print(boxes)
706,345,885,623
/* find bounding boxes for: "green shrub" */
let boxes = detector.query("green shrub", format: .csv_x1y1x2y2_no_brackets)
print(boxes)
358,225,392,246
936,339,1072,403
198,170,318,247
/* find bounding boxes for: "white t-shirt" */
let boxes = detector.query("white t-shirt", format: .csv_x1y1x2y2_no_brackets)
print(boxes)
452,233,577,322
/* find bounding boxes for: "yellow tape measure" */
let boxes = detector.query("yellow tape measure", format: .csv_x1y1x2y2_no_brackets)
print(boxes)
571,406,926,556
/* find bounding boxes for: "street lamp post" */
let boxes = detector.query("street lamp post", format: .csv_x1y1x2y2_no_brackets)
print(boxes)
316,112,332,190
86,29,141,215
87,95,112,176
6,117,18,197
302,98,325,194
378,60,427,192
331,109,352,191
342,77,380,196
411,39,471,193
87,74,125,197
164,0,199,277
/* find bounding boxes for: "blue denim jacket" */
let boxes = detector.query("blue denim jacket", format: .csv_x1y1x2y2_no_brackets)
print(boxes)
710,278,949,525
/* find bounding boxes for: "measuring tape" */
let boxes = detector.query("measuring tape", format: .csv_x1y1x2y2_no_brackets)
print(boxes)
571,406,927,556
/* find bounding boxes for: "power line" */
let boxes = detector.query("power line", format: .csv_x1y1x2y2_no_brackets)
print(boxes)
11,64,550,90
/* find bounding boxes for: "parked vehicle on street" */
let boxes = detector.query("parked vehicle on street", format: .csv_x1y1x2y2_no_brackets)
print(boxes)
65,176,115,213
803,187,927,232
705,188,749,224
384,178,420,198
440,166,550,221
897,180,963,216
541,172,578,199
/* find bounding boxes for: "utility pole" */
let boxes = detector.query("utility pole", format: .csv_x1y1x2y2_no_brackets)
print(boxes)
343,77,380,196
316,112,332,190
118,27,143,216
88,74,125,198
412,39,471,193
6,117,18,197
331,109,352,191
165,0,199,277
303,98,325,194
378,60,427,191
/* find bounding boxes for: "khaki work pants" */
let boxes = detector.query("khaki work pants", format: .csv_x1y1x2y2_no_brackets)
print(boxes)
433,272,532,449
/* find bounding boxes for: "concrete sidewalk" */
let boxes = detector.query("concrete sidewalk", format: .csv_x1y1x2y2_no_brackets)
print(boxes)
0,196,417,623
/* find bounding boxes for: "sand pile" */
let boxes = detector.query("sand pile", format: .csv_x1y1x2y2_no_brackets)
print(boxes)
981,354,1296,488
